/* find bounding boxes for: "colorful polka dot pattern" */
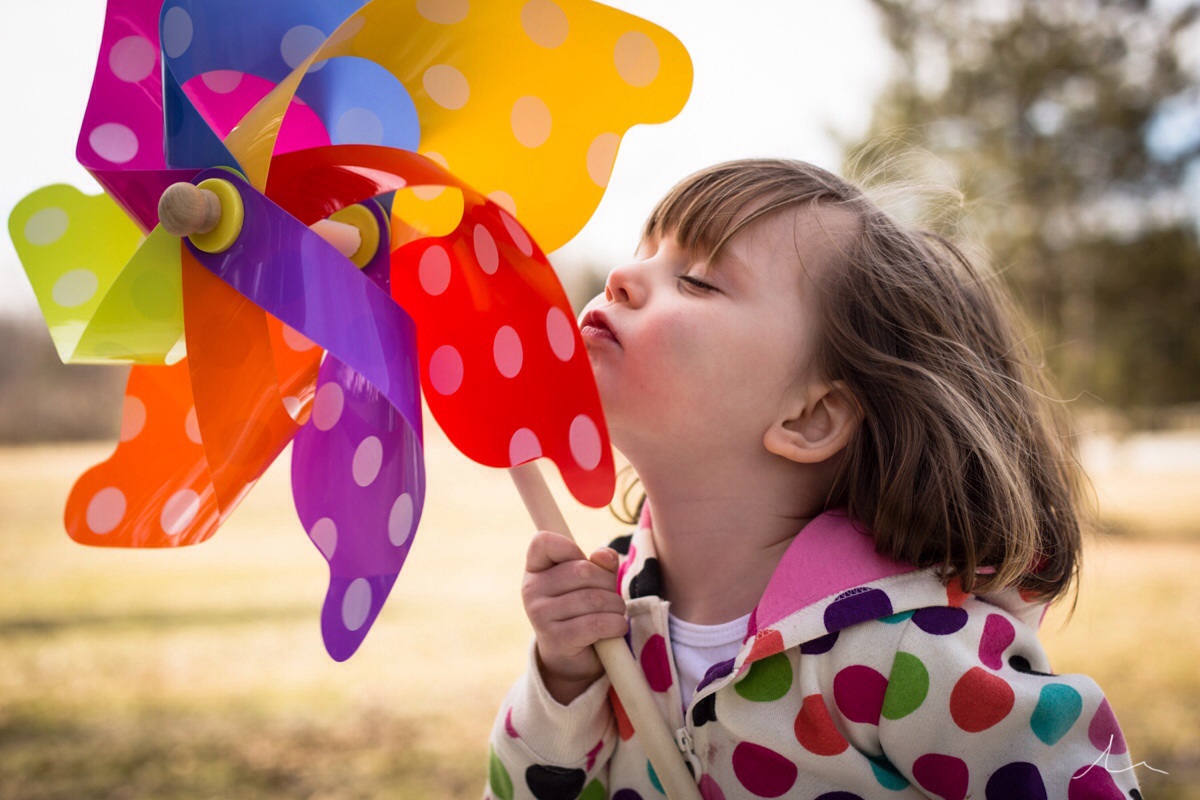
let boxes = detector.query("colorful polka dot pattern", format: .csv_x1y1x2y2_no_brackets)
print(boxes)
489,516,1141,800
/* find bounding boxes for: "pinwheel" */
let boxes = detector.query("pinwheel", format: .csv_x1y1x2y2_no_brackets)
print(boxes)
9,0,702,796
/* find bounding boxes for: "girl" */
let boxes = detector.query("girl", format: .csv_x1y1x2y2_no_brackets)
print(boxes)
486,160,1141,799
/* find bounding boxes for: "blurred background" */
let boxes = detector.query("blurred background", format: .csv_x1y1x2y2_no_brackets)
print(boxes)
2,0,1198,797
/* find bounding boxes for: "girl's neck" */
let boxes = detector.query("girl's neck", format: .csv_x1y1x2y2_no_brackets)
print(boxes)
631,453,829,625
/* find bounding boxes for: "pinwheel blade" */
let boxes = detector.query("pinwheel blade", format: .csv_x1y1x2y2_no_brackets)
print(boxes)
293,356,425,661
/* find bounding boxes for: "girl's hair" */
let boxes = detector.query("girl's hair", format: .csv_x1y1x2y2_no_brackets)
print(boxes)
617,158,1086,602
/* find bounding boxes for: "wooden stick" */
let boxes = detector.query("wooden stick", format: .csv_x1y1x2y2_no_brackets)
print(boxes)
509,463,702,800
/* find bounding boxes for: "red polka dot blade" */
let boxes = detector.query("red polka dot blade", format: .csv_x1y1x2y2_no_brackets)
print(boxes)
393,203,615,508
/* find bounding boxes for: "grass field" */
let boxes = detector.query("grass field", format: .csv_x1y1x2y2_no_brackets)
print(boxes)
1,422,1198,799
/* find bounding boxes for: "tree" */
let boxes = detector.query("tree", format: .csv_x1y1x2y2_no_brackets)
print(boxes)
853,0,1200,411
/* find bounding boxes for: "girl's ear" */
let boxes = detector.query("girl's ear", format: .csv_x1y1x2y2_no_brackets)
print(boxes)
763,381,861,464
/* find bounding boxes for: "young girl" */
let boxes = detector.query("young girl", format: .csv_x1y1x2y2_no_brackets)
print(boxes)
486,160,1141,799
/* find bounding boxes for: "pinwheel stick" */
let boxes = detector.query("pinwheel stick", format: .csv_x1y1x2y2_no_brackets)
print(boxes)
509,462,702,799
157,181,701,799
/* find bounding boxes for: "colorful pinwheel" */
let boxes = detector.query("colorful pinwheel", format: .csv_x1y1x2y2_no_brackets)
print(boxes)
8,0,692,663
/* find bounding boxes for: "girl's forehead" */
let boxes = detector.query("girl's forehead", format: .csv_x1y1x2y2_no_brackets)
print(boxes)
681,205,857,284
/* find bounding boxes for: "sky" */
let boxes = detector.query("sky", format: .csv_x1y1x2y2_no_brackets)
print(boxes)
0,1,891,315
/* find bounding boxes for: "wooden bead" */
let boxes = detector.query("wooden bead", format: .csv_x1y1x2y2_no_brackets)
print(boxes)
158,182,222,237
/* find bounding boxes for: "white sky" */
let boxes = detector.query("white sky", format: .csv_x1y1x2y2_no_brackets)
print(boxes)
0,1,890,315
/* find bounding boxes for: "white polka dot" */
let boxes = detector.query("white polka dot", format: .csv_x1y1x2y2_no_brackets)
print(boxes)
473,224,499,274
86,487,126,534
24,207,69,246
423,64,469,110
312,382,345,431
546,307,575,361
120,396,146,442
487,190,517,216
429,345,463,395
416,0,469,24
499,210,533,257
185,407,202,443
200,70,243,94
281,25,328,72
587,132,620,188
89,123,139,164
569,414,602,470
614,31,659,87
341,578,372,631
521,0,569,48
511,95,552,148
161,489,201,536
282,395,303,420
281,324,317,351
51,269,99,308
352,436,383,487
388,493,414,547
336,107,384,145
162,6,193,59
109,35,157,83
418,245,452,295
310,517,338,559
509,428,542,466
493,326,523,378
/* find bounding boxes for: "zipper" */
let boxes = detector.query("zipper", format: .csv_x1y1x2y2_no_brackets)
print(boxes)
673,726,702,778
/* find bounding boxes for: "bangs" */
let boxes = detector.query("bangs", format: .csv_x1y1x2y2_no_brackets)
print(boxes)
642,159,861,261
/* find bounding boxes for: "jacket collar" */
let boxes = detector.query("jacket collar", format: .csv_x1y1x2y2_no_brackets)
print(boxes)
618,505,1048,672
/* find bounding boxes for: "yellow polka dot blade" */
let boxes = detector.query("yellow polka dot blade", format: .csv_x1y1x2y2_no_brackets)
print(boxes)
72,226,185,364
8,184,184,365
342,0,693,250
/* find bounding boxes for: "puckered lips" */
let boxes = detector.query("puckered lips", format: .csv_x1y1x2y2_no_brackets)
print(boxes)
580,308,619,345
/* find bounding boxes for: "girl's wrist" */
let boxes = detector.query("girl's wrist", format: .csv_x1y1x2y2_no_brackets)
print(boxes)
536,647,603,705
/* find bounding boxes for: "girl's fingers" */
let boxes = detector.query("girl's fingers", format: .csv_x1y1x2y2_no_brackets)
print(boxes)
526,557,620,599
528,587,626,624
588,547,620,573
550,612,629,650
525,530,588,573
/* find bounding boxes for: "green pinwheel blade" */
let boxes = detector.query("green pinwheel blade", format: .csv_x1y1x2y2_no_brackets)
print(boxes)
10,185,184,364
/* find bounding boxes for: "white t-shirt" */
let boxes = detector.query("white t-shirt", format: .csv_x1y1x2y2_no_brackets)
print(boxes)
668,611,752,708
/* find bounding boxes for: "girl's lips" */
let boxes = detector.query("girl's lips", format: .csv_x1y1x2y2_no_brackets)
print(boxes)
580,309,619,345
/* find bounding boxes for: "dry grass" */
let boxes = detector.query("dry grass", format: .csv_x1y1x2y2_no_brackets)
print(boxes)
0,424,1197,798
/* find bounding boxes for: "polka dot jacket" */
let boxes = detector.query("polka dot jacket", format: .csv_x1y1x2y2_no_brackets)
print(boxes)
486,510,1142,800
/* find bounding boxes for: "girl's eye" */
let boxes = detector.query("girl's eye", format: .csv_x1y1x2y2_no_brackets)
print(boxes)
678,275,716,293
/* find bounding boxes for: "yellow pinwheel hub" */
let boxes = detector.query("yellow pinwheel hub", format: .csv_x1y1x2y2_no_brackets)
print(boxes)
189,178,244,254
329,203,383,269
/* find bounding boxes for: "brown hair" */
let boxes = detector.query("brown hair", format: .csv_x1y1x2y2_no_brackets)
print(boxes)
616,158,1085,601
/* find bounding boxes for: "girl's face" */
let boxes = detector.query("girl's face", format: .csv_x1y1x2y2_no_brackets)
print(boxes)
579,209,837,462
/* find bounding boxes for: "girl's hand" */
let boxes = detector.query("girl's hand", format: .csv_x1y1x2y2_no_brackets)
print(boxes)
522,531,628,705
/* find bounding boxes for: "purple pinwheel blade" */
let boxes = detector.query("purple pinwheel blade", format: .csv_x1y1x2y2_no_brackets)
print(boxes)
293,355,425,661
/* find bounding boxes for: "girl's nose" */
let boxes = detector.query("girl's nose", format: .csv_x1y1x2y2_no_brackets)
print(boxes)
604,260,644,306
